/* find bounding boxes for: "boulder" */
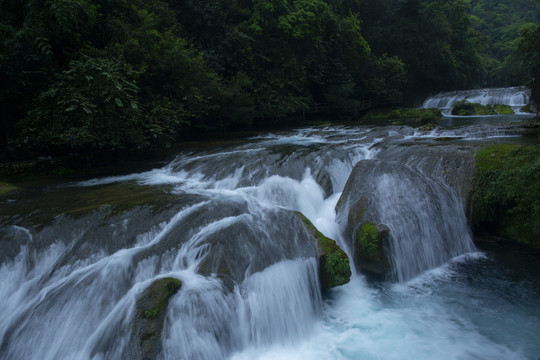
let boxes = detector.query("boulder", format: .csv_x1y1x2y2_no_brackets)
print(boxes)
131,277,182,360
336,156,475,281
335,160,393,277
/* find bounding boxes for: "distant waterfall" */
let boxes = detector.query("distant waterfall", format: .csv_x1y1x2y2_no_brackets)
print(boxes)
422,87,530,114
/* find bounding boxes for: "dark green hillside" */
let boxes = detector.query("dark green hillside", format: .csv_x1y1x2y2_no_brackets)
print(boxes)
2,0,536,161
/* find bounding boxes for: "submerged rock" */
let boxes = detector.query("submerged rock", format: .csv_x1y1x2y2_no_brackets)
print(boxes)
131,277,182,360
295,212,351,290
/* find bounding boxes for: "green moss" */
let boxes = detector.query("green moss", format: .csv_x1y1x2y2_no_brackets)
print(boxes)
494,104,515,115
0,181,18,195
324,251,351,288
65,182,173,217
452,100,494,115
520,103,535,113
473,144,540,249
144,308,159,319
475,144,519,171
295,212,351,290
362,107,441,122
296,212,333,250
134,277,182,358
141,278,182,316
419,109,441,125
357,222,379,252
353,222,391,276
452,100,515,116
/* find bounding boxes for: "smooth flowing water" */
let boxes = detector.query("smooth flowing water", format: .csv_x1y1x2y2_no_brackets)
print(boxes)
0,120,539,360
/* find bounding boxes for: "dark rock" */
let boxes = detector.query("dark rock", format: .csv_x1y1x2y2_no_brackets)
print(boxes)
335,160,392,277
131,277,182,360
196,207,319,284
354,222,391,276
315,170,334,198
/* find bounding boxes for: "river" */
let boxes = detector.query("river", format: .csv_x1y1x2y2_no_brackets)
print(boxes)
0,115,539,360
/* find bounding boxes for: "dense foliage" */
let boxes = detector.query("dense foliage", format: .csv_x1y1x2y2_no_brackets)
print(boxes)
469,0,540,86
0,0,535,159
473,145,540,249
356,0,483,97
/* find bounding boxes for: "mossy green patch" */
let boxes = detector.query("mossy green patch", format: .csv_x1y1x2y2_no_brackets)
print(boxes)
295,212,351,290
141,277,182,318
353,222,391,276
520,103,535,113
494,104,515,115
475,144,520,171
65,182,173,217
323,251,351,288
419,109,442,126
473,144,540,249
144,308,159,319
133,277,182,357
452,100,515,116
0,181,18,195
362,107,442,122
357,222,379,252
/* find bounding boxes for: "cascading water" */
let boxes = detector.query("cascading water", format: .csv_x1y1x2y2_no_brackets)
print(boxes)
373,163,474,282
422,86,530,114
1,124,539,360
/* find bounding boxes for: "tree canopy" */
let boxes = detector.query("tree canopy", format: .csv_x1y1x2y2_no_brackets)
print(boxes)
0,0,535,159
469,0,540,86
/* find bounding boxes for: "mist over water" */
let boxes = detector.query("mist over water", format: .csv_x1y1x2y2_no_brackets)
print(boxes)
1,121,539,359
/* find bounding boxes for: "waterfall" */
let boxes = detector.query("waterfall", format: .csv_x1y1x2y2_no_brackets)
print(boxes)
2,125,535,360
422,86,530,114
373,163,475,282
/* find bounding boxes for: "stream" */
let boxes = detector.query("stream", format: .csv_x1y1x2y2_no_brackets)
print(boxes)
1,114,539,360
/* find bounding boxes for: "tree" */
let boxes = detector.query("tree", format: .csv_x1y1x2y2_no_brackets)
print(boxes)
518,23,540,72
20,56,142,153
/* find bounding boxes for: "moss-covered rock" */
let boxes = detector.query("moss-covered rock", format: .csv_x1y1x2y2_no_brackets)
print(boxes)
64,182,174,217
362,107,442,122
494,104,515,115
451,100,515,115
472,144,540,250
419,109,441,126
295,212,351,291
520,103,535,113
355,222,391,276
131,277,182,360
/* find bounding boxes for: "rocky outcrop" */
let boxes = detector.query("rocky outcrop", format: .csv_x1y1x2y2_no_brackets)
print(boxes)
336,154,475,280
335,160,392,277
294,212,351,291
375,144,477,207
195,207,320,286
130,277,182,360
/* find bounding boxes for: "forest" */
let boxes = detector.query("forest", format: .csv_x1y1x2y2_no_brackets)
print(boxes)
1,0,539,160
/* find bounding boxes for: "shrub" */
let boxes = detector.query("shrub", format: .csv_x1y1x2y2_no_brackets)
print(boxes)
473,144,540,249
20,56,143,153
